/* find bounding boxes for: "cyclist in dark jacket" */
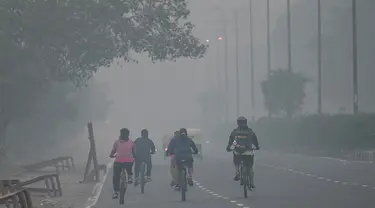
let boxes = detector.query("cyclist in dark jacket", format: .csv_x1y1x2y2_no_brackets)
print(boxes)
133,129,156,185
166,128,198,187
226,116,260,189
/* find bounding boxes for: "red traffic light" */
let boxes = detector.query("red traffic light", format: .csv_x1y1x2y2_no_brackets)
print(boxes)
218,36,223,40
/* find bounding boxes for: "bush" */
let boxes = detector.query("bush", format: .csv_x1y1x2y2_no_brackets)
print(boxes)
250,114,375,152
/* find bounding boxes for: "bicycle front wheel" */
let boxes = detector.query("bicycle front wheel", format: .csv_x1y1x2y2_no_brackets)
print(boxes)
119,172,127,204
241,165,248,198
140,163,146,194
181,168,187,201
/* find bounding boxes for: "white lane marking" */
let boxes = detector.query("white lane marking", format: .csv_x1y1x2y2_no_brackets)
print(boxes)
258,162,375,191
84,160,114,208
194,180,252,208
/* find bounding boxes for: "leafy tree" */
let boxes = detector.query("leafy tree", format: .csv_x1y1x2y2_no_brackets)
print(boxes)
0,0,207,159
261,69,309,118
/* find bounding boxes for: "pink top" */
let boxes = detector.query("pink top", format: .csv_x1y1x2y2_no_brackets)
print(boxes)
112,139,134,163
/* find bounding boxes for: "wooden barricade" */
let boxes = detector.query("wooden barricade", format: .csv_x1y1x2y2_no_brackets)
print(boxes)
0,180,33,208
18,174,62,197
23,157,75,173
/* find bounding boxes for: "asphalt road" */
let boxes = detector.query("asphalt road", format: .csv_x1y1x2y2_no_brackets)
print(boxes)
94,147,375,208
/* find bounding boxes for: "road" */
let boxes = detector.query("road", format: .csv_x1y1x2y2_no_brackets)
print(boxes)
94,147,375,208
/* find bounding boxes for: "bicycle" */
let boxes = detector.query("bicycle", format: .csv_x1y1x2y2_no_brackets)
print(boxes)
178,159,189,201
230,143,255,198
110,153,132,205
119,167,128,204
138,151,155,194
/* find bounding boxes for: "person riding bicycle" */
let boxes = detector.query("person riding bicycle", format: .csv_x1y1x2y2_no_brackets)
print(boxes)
168,130,180,189
226,116,260,189
166,128,198,189
133,129,156,185
110,128,135,199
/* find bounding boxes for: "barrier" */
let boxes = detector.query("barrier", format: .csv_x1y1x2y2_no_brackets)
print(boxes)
23,157,75,173
0,180,33,208
347,150,375,163
18,174,62,197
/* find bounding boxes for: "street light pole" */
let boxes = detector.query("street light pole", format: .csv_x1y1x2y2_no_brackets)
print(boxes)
266,0,272,118
352,0,358,114
249,0,255,120
287,0,292,72
235,11,240,118
266,0,271,78
317,0,322,114
224,22,229,123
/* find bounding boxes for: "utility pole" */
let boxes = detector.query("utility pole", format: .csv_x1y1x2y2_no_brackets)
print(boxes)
235,11,240,118
317,0,322,114
216,40,221,90
266,0,271,118
249,0,255,120
224,22,229,123
352,0,358,114
266,0,271,78
287,0,292,72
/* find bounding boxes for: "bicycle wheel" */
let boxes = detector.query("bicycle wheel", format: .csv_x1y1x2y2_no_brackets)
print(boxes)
119,171,127,204
181,167,187,201
241,165,248,198
140,162,146,194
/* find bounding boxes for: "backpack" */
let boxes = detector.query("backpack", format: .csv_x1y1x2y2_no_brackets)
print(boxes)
174,137,192,157
233,128,252,154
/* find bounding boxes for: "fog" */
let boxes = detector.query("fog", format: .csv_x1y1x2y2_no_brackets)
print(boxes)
2,0,375,172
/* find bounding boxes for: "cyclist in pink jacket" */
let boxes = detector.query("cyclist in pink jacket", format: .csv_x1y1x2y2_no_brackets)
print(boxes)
109,128,135,199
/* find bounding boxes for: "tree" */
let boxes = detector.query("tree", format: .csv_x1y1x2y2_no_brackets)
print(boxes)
261,69,309,118
0,0,207,160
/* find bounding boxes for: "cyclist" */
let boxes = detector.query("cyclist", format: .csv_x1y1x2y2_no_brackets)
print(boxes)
226,116,260,189
169,130,180,189
110,128,135,199
167,128,198,189
133,129,156,185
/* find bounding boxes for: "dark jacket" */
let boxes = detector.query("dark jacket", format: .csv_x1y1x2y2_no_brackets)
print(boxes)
227,125,259,150
133,136,155,160
166,135,198,159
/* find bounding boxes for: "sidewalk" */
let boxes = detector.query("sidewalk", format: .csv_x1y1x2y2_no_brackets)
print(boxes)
2,165,96,208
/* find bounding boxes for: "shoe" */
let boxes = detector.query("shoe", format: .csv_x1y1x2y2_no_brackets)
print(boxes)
134,177,139,186
187,177,194,187
112,192,119,199
147,176,152,182
173,184,180,191
127,177,133,184
249,184,256,190
233,172,240,181
170,181,176,187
